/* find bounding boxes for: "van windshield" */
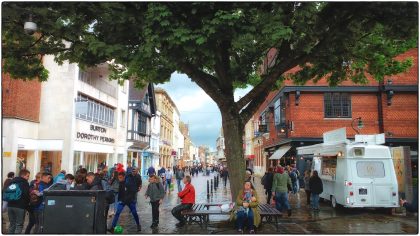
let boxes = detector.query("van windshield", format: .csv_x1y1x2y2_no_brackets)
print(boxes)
356,161,385,178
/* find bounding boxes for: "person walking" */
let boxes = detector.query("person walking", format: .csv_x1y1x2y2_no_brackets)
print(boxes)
272,166,292,217
109,171,120,216
175,166,185,192
164,167,173,193
25,172,41,234
309,170,323,211
221,168,229,187
262,168,274,204
32,172,52,233
109,172,142,233
171,176,195,227
145,175,165,228
4,169,30,234
231,181,261,234
2,172,15,213
289,168,299,195
303,170,311,206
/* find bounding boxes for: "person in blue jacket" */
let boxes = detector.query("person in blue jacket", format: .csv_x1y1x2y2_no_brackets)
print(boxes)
32,173,52,234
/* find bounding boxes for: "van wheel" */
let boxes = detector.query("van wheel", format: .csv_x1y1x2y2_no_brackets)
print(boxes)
331,196,337,208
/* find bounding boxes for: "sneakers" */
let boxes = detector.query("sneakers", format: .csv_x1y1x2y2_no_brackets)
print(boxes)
137,225,142,232
237,229,243,234
249,229,256,234
150,221,159,228
107,228,114,234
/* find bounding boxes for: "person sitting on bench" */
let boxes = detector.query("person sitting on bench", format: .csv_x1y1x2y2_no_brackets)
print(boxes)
231,181,261,234
171,175,195,227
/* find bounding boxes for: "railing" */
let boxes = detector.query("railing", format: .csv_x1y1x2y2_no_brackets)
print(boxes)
79,71,117,98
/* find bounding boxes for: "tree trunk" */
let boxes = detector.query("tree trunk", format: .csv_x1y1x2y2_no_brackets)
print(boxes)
221,109,246,200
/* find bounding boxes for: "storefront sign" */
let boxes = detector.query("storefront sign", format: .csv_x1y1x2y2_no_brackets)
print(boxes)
76,132,115,143
76,123,115,144
3,152,12,157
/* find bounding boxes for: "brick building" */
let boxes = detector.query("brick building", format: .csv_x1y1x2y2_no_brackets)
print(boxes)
251,48,418,176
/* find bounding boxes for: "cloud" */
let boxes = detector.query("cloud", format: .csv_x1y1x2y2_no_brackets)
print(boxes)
157,72,253,151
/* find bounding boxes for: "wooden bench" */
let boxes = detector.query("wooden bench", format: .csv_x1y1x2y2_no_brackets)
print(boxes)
181,203,282,229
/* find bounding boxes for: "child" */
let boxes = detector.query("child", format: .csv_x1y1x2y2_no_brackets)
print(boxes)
239,189,257,214
145,175,165,228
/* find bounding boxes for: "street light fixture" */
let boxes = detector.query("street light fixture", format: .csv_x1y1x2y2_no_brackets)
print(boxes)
351,117,364,134
24,14,37,35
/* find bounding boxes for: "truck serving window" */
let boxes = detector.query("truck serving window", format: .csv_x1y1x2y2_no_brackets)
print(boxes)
321,156,337,176
356,161,385,178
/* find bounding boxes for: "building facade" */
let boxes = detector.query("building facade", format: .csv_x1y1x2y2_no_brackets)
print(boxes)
127,82,157,177
147,110,161,170
2,56,129,178
216,128,226,162
155,88,176,168
252,48,418,176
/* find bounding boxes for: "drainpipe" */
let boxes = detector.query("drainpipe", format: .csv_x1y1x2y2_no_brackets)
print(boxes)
377,81,385,133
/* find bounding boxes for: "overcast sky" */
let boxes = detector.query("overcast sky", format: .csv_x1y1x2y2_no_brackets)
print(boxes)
157,72,252,151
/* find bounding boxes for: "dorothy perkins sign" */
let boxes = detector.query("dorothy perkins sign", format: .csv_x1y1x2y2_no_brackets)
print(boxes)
76,124,115,144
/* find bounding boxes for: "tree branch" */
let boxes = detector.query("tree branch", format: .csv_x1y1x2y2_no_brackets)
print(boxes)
178,61,226,106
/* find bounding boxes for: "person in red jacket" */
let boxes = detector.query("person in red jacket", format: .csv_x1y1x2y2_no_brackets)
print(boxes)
171,175,195,227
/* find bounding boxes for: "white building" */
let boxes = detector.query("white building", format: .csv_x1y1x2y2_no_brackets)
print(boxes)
172,110,185,166
147,110,161,169
216,128,226,162
2,55,129,177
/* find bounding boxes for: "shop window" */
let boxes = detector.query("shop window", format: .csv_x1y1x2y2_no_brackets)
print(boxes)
321,156,337,176
73,151,82,174
324,93,351,118
16,151,28,174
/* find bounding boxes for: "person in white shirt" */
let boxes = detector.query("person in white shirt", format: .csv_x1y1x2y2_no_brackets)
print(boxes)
164,167,173,193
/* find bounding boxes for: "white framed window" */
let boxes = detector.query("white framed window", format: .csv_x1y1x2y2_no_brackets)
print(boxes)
121,109,126,127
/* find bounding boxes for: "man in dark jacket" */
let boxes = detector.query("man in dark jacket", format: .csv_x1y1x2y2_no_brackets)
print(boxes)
33,173,52,233
262,167,274,204
309,170,323,211
86,172,103,190
6,169,30,234
109,172,141,232
175,167,185,192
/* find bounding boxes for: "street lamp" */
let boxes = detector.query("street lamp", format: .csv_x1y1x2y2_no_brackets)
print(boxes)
351,117,364,134
24,14,37,35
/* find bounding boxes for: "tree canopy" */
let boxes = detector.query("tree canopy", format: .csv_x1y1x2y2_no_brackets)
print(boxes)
2,2,417,197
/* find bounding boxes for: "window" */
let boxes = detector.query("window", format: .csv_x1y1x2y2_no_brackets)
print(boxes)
138,113,148,134
121,110,126,127
321,156,337,176
324,93,351,118
356,161,385,178
75,93,115,127
274,98,281,126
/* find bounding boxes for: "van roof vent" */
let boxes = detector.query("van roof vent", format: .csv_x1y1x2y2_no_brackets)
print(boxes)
354,133,385,145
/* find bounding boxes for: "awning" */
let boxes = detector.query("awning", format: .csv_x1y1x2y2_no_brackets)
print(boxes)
269,145,292,160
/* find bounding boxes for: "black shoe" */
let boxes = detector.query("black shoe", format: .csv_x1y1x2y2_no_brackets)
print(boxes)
287,209,292,217
107,228,114,234
137,225,142,232
176,222,185,228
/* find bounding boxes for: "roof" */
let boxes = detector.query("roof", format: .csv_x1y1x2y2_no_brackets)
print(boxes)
155,87,180,115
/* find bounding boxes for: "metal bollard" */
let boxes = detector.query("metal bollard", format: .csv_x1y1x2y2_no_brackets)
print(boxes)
207,180,210,199
211,179,213,194
214,176,217,190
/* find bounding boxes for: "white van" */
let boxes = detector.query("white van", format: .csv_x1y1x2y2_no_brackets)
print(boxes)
297,128,399,209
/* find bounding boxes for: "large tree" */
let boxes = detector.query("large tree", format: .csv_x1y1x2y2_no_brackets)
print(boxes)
2,2,417,198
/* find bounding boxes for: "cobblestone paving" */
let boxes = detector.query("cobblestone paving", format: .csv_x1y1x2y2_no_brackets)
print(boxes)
2,171,418,234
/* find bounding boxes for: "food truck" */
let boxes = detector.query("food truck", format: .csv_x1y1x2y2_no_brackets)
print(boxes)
297,128,399,209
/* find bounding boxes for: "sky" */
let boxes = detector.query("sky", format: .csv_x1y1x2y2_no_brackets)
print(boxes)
158,73,252,151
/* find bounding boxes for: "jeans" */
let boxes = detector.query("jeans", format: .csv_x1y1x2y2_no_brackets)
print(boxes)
274,192,291,212
111,193,119,213
223,177,228,187
236,208,254,230
150,201,160,224
24,209,36,234
111,201,140,228
176,179,182,192
7,207,26,234
305,190,311,205
171,204,193,223
292,181,299,194
165,179,172,192
311,193,320,209
33,210,43,233
266,189,272,204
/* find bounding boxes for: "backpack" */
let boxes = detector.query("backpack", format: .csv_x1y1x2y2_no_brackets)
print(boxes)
3,183,22,202
261,174,267,186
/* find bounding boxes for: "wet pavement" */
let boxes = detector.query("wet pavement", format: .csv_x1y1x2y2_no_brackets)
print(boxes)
2,171,418,234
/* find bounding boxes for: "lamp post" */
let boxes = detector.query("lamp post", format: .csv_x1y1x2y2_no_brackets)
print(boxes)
351,117,364,134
